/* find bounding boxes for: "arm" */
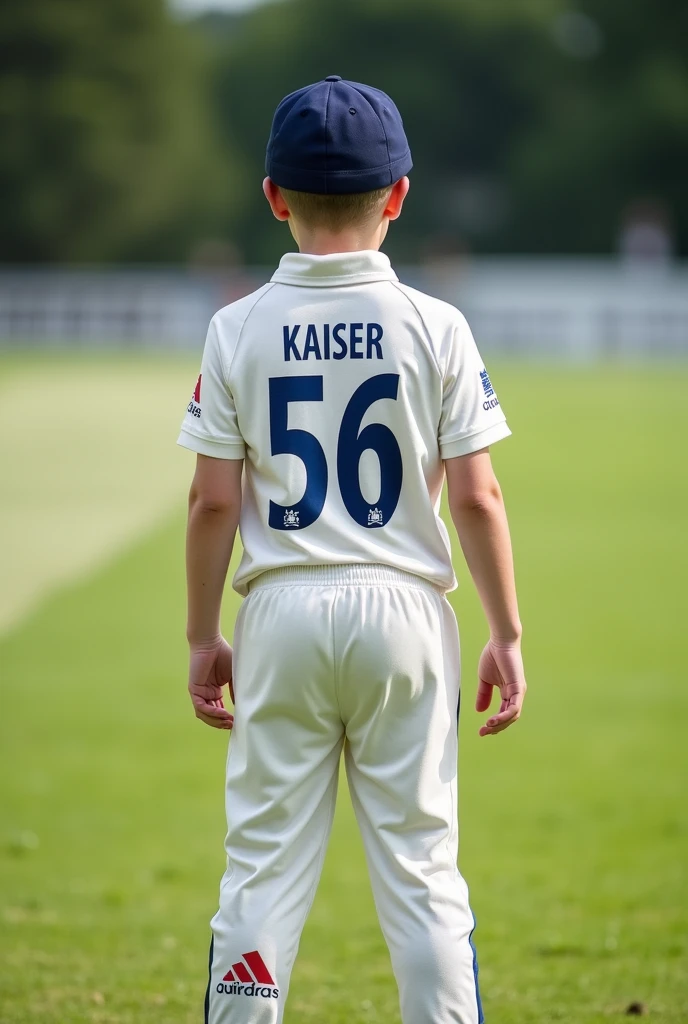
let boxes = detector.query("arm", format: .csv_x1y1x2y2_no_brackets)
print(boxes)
186,454,243,729
445,449,526,736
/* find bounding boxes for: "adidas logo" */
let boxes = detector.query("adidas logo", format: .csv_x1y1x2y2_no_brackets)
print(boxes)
216,950,279,1000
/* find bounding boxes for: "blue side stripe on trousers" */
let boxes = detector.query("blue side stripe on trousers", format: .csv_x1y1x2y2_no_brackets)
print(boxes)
457,661,482,1019
204,935,214,1024
469,913,484,1024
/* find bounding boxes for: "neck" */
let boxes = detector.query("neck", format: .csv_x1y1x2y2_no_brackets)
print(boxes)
293,221,386,256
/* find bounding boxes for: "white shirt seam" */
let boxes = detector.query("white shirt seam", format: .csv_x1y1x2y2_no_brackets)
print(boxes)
270,272,397,286
388,281,444,379
440,424,511,455
216,282,278,390
439,417,508,445
178,425,245,448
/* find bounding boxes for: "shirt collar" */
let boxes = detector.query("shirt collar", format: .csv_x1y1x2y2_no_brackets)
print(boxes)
271,250,398,287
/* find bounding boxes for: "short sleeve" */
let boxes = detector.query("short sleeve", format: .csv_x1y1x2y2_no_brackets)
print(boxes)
438,314,511,459
177,317,245,459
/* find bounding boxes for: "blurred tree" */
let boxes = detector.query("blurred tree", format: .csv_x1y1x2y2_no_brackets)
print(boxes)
2,0,686,262
0,0,227,261
206,0,688,261
508,0,688,253
208,0,551,263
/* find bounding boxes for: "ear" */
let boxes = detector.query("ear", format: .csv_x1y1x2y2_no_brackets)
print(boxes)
263,178,291,221
384,177,410,222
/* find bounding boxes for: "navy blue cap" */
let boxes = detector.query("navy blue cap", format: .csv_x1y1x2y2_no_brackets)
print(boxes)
266,77,412,194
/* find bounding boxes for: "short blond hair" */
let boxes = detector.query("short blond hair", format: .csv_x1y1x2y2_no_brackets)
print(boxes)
279,186,392,231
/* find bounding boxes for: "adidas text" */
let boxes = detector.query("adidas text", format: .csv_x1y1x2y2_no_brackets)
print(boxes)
216,982,279,999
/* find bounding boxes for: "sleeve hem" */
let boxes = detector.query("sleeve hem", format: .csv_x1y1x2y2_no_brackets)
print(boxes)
177,429,245,460
440,421,511,459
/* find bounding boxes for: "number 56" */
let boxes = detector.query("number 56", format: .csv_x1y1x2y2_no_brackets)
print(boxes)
268,373,403,531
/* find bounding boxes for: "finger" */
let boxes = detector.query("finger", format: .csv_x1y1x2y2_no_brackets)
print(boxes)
194,706,232,722
480,717,516,736
195,710,234,730
479,702,521,736
190,696,232,720
475,678,494,712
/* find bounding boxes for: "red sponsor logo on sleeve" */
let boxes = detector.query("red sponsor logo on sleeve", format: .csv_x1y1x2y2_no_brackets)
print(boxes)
187,375,202,418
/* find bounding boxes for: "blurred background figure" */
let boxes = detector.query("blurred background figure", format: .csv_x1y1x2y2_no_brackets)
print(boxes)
618,199,675,267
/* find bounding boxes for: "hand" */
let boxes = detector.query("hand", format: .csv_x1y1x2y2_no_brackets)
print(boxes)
475,638,527,737
188,636,235,730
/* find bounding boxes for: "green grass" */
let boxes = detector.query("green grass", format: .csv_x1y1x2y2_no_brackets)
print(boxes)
0,352,195,632
1,361,687,1023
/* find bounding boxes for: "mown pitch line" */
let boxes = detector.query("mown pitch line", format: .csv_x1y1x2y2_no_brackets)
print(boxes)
0,357,198,633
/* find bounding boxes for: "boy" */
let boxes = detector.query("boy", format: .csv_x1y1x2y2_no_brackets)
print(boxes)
178,76,526,1024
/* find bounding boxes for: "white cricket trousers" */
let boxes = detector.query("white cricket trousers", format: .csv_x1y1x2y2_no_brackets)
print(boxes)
205,564,483,1024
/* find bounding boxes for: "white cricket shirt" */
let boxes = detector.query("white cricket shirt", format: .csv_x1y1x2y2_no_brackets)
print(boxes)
178,250,510,595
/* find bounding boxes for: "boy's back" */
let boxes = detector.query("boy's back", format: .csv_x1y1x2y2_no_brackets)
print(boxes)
179,251,509,595
179,76,526,1024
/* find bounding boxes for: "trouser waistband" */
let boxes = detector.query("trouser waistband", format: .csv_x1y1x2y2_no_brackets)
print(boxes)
247,563,444,594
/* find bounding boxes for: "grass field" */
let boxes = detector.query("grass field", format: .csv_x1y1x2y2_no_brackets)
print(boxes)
1,355,686,1023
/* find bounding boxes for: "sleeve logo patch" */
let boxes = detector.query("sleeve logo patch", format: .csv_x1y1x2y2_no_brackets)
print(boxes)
187,374,202,418
479,368,500,411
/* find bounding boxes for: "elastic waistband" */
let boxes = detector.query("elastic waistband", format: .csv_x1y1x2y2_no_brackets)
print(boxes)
247,563,443,594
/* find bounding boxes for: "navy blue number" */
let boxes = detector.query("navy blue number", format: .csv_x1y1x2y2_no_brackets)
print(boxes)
268,373,402,530
268,376,327,531
337,374,402,528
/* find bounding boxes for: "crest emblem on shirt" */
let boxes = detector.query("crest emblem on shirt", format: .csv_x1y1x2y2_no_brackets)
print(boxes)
283,509,299,528
367,507,384,527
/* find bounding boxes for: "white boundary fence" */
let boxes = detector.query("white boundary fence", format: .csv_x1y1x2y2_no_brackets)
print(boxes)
430,259,688,359
0,259,686,358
